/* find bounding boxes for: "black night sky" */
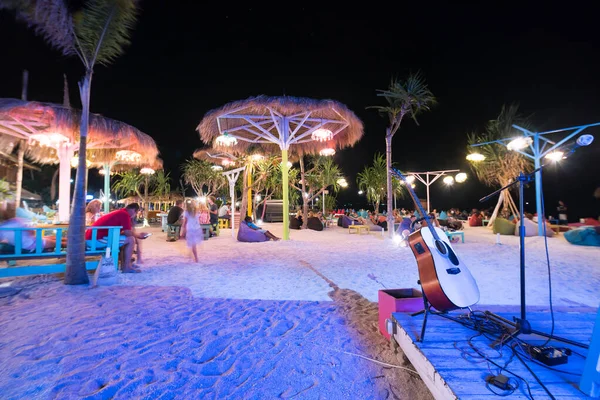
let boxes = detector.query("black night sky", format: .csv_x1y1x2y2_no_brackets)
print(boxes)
1,3,599,220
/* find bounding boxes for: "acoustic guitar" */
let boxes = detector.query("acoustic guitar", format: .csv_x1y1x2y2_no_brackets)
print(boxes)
391,168,480,311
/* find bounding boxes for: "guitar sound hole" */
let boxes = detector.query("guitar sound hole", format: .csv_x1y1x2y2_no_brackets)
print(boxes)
435,240,447,254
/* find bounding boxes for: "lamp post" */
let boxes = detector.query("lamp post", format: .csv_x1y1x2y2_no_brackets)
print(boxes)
471,123,598,235
222,166,245,238
402,170,466,213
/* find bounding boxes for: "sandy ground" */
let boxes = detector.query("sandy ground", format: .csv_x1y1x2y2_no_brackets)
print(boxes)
0,223,598,399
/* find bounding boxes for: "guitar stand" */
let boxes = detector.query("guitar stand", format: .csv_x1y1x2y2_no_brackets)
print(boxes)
410,281,445,342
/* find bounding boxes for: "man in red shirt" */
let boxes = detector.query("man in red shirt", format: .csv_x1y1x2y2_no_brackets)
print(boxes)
86,203,148,273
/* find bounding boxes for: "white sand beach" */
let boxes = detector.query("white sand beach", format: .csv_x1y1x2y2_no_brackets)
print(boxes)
1,224,598,399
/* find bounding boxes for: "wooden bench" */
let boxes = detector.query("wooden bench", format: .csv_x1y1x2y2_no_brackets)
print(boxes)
349,225,370,235
445,231,464,243
0,226,122,278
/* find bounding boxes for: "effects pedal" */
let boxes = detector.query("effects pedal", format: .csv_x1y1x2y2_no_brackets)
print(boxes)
530,346,570,366
486,374,510,390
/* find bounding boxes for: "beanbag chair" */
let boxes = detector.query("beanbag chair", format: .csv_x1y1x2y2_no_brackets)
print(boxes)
439,211,448,220
564,227,600,247
307,217,324,231
237,222,269,242
493,218,515,235
290,217,301,230
514,217,537,237
340,215,361,228
468,215,482,227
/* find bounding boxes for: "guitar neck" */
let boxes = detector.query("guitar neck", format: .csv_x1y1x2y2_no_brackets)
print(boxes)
391,168,441,242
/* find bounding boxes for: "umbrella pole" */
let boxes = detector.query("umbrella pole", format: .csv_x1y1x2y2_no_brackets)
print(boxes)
103,163,110,214
282,149,289,240
247,163,252,217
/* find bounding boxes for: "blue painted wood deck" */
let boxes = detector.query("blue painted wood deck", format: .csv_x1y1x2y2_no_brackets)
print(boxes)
391,309,595,399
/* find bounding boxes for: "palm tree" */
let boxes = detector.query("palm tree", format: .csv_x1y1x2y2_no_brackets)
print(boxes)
292,156,342,228
152,170,171,199
467,104,533,226
356,153,388,213
112,170,145,200
181,159,226,197
2,0,139,284
369,72,436,237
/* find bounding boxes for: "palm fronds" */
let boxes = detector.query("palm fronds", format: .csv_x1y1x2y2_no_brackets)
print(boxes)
467,104,533,188
74,0,138,66
1,0,76,55
357,153,387,211
369,72,437,134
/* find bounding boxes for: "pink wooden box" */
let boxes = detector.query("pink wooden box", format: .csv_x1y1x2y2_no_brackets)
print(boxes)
378,288,423,339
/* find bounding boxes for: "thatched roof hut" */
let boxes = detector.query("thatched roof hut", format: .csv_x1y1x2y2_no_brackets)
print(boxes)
197,95,363,154
196,95,363,240
0,98,159,166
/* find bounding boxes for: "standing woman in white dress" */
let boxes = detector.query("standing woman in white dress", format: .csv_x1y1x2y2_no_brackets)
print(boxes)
183,200,203,262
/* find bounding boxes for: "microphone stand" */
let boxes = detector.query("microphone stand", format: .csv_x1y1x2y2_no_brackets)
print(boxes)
480,166,587,348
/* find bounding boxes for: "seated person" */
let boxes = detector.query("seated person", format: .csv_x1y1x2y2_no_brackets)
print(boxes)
218,202,231,220
376,214,388,231
86,203,149,273
0,218,65,252
244,216,280,241
290,210,303,229
86,199,103,225
167,200,184,227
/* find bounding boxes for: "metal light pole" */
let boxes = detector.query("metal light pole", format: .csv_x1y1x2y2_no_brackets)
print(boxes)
402,169,462,213
471,123,598,235
222,166,245,238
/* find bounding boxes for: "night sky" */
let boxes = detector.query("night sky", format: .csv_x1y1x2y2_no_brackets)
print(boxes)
1,3,599,220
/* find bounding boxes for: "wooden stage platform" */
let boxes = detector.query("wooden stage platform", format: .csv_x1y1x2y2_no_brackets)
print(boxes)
391,308,595,399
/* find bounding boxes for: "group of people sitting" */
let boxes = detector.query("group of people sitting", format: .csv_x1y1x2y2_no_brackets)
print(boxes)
289,210,327,231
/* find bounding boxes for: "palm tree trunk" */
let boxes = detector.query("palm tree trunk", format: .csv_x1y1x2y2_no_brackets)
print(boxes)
65,71,92,285
300,156,308,229
385,130,394,237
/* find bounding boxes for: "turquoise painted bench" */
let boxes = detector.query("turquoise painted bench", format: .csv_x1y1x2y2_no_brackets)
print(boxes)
0,226,122,278
446,231,464,243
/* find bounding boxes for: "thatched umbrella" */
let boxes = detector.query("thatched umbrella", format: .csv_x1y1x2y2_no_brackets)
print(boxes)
197,95,363,240
0,98,159,221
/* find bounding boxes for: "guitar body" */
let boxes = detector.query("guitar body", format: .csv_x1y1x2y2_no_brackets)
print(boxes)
408,226,479,311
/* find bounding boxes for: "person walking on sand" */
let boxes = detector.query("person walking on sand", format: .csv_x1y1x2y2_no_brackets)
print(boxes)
183,200,203,263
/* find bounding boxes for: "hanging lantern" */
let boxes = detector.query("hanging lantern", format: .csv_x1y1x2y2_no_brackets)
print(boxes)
70,156,91,168
215,133,238,147
319,147,336,156
30,133,70,147
455,172,467,183
115,150,142,163
140,167,155,175
311,128,333,142
466,153,485,162
98,168,106,176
